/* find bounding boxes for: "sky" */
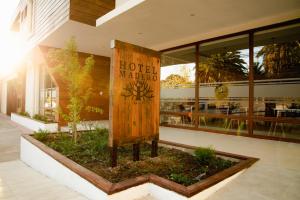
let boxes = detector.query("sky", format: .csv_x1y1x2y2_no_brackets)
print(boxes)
0,0,25,78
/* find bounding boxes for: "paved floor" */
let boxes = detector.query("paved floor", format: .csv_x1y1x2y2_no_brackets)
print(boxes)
160,127,300,200
0,161,88,200
0,115,31,163
0,114,88,200
1,114,299,200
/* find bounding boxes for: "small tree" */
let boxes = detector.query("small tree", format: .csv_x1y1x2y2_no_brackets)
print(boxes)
48,38,95,143
161,74,192,88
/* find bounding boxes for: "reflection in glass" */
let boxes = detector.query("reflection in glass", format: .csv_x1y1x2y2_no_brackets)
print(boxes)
39,68,57,122
160,113,195,127
253,24,300,138
160,46,196,126
198,35,249,134
254,121,300,140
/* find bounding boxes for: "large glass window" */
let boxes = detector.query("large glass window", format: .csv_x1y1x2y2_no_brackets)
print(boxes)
198,35,249,134
160,46,196,127
159,21,300,142
39,68,57,122
253,24,300,139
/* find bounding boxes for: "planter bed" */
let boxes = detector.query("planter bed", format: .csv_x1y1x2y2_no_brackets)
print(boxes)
21,133,258,200
11,113,58,132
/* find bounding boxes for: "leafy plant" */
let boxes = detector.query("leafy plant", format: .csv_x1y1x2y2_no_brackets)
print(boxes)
161,74,192,88
211,158,233,170
76,129,109,162
18,111,30,118
48,37,100,143
49,135,77,157
41,128,109,162
256,41,300,78
32,114,54,123
194,147,216,165
169,173,193,186
34,129,50,142
198,51,247,83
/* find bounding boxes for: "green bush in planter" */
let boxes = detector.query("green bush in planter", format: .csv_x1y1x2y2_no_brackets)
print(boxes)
33,114,48,122
34,129,50,142
18,111,30,118
169,173,193,186
194,147,216,165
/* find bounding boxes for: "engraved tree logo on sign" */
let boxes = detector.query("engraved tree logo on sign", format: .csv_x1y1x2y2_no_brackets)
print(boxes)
121,80,154,102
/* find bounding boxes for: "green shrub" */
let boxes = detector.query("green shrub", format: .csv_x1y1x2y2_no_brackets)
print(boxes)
210,158,233,170
78,128,109,162
169,173,193,186
194,147,216,165
33,114,47,122
18,111,30,118
33,114,55,123
49,136,77,157
45,128,109,162
34,129,49,142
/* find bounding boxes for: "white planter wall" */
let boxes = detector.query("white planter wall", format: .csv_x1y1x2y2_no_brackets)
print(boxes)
11,113,58,132
21,136,244,200
21,137,108,200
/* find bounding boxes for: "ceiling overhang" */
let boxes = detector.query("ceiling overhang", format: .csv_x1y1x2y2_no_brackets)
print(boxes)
41,0,300,57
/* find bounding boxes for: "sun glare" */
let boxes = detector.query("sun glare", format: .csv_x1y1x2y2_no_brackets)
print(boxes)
0,0,23,79
0,32,26,78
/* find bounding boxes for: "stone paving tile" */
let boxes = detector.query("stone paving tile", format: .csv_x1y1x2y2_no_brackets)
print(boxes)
134,195,159,200
0,115,23,163
0,161,88,200
0,115,87,200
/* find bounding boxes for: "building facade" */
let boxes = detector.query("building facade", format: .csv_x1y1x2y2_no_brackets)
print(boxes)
1,0,300,141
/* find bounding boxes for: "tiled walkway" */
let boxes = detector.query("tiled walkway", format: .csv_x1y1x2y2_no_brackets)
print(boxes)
0,114,88,200
0,115,25,162
0,161,87,200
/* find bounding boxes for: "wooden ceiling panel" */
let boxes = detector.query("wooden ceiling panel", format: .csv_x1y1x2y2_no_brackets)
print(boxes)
70,0,115,26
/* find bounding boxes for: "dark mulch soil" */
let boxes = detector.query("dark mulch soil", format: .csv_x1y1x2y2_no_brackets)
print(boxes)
34,130,236,186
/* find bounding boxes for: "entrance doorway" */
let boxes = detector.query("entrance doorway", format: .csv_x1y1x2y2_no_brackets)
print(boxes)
6,75,25,116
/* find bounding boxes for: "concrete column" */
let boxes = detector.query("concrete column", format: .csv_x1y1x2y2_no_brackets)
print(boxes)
0,81,7,114
25,62,39,117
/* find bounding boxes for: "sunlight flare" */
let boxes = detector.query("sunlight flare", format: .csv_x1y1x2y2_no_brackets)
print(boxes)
0,32,26,78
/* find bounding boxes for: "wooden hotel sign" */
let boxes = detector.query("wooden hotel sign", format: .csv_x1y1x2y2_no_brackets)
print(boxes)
109,40,161,150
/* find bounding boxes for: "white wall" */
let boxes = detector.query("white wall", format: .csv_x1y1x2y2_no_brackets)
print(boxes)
25,61,40,117
12,0,70,50
0,81,7,114
11,113,58,132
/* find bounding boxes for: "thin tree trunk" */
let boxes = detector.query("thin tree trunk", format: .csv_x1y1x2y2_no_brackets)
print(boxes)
72,122,77,143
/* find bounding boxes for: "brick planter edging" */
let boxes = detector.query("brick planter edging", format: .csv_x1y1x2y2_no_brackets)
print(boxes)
22,134,258,198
